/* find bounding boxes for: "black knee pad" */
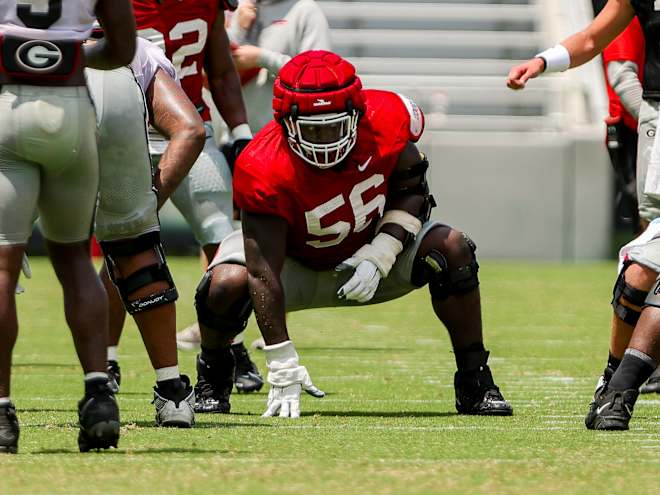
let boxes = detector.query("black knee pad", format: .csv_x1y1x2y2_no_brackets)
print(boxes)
195,268,252,338
411,233,480,301
612,262,648,325
101,232,178,315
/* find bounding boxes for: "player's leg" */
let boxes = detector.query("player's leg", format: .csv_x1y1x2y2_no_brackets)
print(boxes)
90,67,194,427
169,130,262,390
408,224,512,415
587,100,660,402
586,238,660,430
0,137,38,454
37,90,119,451
0,245,25,454
100,267,125,392
99,235,194,427
193,261,252,413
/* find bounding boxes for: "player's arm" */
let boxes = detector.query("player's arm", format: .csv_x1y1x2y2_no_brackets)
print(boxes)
205,10,252,142
507,0,634,90
243,210,325,418
242,212,289,345
86,0,136,70
336,143,432,304
146,69,206,209
233,2,332,75
608,60,643,120
378,142,433,245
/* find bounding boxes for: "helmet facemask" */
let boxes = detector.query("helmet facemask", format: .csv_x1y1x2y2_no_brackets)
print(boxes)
283,106,360,169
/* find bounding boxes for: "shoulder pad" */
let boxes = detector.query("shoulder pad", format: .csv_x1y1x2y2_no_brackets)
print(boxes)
396,93,424,142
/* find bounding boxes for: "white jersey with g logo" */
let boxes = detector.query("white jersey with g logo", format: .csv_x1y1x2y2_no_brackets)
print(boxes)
0,0,102,246
0,0,97,40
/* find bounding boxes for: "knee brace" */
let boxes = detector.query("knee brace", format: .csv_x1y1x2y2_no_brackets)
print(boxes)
100,231,178,315
411,233,479,301
612,262,650,325
195,269,252,338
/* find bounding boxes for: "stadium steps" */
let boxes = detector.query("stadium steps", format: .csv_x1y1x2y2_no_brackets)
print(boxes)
318,0,551,131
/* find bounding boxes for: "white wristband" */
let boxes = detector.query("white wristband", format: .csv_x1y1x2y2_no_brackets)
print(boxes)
352,232,404,277
376,210,423,237
535,44,571,73
231,123,253,141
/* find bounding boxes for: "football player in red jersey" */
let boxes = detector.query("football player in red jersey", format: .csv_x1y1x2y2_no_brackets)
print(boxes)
190,50,513,417
103,0,264,394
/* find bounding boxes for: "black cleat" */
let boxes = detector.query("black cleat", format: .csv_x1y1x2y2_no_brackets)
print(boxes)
640,367,660,394
454,365,513,416
231,342,264,393
0,403,19,454
107,360,121,394
585,387,638,431
78,379,120,452
194,350,235,413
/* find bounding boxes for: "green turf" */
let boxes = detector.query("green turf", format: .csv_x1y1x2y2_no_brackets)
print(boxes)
1,257,659,494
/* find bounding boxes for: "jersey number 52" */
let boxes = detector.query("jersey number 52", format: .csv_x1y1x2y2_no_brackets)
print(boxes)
305,175,386,249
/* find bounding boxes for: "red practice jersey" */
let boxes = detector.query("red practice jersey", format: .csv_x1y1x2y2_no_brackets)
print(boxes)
602,17,645,130
234,89,425,270
132,0,220,121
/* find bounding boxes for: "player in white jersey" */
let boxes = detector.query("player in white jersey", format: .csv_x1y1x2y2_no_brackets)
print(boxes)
0,0,136,454
86,36,205,428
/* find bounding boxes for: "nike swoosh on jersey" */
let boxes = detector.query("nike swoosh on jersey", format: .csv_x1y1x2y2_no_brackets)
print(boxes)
358,156,372,172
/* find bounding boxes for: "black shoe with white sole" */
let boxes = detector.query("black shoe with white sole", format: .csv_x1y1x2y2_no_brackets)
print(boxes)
153,375,195,428
231,342,264,393
194,350,234,413
78,379,120,452
0,403,19,454
585,387,638,431
454,365,513,416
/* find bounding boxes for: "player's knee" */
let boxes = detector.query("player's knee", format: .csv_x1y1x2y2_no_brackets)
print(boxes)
412,227,479,301
624,262,658,290
206,264,249,313
195,264,251,339
100,232,178,315
612,261,656,326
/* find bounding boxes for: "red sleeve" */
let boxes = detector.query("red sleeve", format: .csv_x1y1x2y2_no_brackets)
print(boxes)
233,148,296,226
602,17,644,64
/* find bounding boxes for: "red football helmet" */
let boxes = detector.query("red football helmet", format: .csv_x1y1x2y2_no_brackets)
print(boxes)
273,50,366,168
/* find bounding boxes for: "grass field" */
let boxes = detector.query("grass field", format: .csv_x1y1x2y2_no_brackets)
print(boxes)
1,257,660,494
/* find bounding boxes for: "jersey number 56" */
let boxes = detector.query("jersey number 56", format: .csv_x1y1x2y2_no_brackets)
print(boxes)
305,175,386,249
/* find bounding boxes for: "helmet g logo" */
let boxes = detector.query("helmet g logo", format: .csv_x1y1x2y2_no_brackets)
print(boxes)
15,40,63,74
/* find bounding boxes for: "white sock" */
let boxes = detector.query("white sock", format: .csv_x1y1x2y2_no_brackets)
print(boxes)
155,365,180,382
0,397,11,406
232,331,245,345
107,346,118,362
84,372,108,382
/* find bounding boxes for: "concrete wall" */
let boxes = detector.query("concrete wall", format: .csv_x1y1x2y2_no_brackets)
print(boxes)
420,128,612,261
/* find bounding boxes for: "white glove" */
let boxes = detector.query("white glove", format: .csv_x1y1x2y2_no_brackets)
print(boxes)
336,258,381,303
262,340,324,418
